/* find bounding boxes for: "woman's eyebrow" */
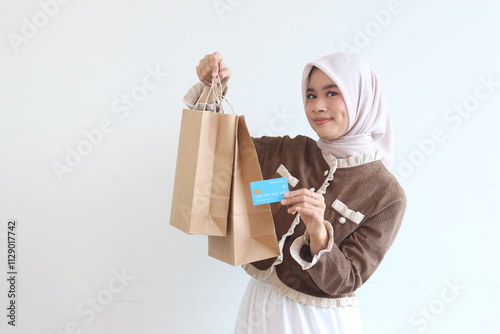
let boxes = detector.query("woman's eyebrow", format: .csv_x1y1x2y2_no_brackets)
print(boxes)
306,84,338,93
322,84,338,90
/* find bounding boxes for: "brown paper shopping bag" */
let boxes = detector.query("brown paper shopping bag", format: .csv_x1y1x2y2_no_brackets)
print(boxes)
169,107,238,236
208,116,280,266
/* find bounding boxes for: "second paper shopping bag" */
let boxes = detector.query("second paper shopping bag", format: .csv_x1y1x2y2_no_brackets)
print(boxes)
208,116,280,266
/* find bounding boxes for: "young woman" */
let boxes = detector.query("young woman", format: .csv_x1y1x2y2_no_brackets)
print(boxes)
187,52,406,333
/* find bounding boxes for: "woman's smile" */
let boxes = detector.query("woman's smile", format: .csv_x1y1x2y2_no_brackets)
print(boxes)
313,117,333,125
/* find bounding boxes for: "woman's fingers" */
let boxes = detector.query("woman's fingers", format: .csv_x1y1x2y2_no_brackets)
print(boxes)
287,203,317,215
281,189,324,207
196,52,230,85
218,67,232,85
281,188,327,244
210,52,224,75
196,54,213,85
196,56,213,85
281,189,325,218
295,206,322,222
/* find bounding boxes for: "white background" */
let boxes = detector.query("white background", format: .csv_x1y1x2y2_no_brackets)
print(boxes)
1,0,499,333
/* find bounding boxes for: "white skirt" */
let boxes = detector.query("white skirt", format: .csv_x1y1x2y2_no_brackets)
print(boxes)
234,278,363,334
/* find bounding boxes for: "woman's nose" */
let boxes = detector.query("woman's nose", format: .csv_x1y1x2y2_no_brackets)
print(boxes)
312,99,326,112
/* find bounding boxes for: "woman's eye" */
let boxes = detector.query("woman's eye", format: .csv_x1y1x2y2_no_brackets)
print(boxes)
327,91,338,97
306,93,316,99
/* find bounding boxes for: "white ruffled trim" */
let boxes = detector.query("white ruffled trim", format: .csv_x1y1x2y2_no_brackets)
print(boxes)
317,155,337,196
322,149,382,169
290,221,334,269
317,149,381,198
266,271,359,308
242,263,273,281
243,213,302,280
336,149,382,168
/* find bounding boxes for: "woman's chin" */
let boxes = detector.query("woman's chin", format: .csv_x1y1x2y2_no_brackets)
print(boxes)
316,132,342,142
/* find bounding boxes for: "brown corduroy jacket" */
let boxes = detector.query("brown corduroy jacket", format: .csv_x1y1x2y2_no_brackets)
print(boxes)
243,135,407,304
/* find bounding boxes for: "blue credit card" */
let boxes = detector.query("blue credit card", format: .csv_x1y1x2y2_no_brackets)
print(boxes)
250,177,289,205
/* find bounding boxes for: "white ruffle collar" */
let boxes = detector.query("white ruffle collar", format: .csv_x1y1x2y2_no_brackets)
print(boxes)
322,149,382,169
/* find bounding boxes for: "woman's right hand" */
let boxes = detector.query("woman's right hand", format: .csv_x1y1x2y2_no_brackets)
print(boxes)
196,52,231,86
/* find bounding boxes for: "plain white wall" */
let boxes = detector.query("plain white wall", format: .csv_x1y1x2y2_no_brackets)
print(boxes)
1,0,499,333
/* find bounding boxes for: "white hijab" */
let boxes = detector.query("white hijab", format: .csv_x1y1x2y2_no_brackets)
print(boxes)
302,53,394,170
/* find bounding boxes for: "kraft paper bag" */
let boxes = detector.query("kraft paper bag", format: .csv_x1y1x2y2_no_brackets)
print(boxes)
208,116,280,266
169,108,238,236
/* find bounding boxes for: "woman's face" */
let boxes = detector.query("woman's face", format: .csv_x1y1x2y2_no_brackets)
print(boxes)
305,68,349,141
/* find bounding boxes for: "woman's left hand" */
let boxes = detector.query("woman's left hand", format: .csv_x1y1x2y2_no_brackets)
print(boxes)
281,188,328,255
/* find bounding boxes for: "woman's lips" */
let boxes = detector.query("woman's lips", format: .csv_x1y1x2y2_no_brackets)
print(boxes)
313,117,332,125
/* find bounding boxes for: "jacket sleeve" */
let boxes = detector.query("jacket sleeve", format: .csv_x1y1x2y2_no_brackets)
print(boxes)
290,184,407,296
183,82,228,111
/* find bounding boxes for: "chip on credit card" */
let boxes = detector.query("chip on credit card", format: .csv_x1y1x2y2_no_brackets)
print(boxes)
250,177,289,205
